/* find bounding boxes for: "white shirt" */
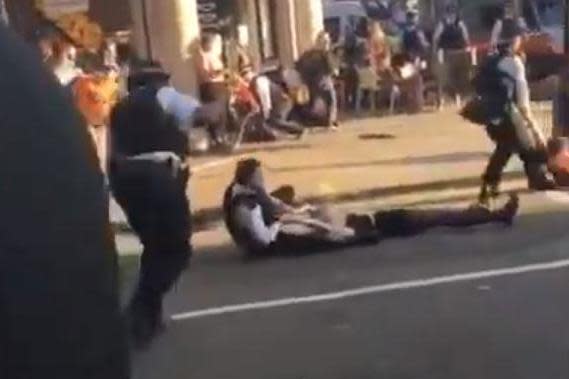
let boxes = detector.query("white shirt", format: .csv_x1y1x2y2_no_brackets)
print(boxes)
497,54,531,111
230,184,281,247
156,86,201,131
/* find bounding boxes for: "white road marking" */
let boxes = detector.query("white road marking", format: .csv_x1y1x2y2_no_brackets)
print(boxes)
171,259,569,321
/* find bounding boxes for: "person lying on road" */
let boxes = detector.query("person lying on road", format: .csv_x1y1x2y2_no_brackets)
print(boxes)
222,159,520,257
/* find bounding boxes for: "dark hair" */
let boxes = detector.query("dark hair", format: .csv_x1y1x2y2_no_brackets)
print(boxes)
234,159,261,185
548,137,569,156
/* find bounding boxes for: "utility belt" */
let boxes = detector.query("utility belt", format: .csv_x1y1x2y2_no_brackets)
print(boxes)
110,151,189,179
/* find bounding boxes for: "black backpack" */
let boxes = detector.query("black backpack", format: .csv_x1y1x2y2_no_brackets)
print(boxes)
461,54,516,125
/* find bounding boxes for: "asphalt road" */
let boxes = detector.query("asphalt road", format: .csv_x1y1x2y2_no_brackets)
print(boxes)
131,192,569,379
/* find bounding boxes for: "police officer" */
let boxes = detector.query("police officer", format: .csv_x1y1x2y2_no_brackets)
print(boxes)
432,4,471,108
477,23,555,205
109,66,192,349
490,1,528,52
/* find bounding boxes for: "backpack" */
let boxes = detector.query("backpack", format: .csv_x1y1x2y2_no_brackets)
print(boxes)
403,28,426,57
439,18,467,50
472,54,515,102
461,54,516,125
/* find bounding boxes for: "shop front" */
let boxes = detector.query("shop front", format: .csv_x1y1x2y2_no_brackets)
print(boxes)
129,0,323,94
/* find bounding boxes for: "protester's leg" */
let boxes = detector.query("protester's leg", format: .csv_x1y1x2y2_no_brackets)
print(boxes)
252,75,273,119
273,228,375,256
267,116,305,136
374,194,519,237
321,76,339,126
195,100,228,145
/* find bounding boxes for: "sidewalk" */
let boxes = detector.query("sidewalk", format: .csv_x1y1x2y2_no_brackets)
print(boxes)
112,110,529,232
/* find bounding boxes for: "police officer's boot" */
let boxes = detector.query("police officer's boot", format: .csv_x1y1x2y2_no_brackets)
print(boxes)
478,180,500,208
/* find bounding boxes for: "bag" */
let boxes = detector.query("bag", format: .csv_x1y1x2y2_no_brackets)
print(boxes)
460,96,507,126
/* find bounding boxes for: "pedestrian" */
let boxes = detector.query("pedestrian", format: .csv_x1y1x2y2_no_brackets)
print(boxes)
228,26,304,139
432,4,471,108
195,33,228,104
402,10,430,63
295,31,339,128
490,1,528,52
0,25,129,379
109,65,193,349
473,23,555,206
222,159,520,257
367,21,392,77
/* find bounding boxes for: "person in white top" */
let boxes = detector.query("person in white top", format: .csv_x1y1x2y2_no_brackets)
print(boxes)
478,23,555,205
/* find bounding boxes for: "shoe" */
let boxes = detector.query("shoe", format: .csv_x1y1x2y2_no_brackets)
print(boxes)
296,128,308,141
494,193,520,226
528,178,557,191
478,182,498,208
346,213,378,243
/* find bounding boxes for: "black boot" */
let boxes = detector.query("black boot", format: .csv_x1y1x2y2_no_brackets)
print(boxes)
478,181,500,207
126,292,165,351
492,193,520,226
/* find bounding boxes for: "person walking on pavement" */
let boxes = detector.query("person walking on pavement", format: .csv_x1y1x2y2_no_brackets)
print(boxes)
109,65,193,349
223,159,520,257
432,4,471,109
475,23,555,206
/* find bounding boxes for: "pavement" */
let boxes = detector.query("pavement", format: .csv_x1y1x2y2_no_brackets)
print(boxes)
114,109,527,242
118,110,569,379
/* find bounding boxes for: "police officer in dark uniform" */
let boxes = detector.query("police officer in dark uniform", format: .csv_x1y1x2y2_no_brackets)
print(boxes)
109,66,192,349
433,4,471,108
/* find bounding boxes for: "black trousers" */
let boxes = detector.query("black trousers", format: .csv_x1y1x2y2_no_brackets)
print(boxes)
483,115,548,187
375,206,503,237
110,159,192,325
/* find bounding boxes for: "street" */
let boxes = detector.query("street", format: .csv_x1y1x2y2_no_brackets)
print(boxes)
115,111,569,379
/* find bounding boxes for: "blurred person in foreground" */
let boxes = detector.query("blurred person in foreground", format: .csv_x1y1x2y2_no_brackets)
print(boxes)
0,26,129,378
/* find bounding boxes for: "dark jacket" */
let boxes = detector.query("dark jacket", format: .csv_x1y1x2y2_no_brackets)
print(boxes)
0,26,129,379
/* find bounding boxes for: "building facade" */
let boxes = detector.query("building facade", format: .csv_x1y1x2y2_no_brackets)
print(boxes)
129,0,324,94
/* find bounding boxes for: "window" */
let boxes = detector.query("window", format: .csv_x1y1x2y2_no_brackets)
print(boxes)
255,0,278,61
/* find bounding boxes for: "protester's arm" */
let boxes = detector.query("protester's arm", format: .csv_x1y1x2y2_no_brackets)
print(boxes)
459,20,470,46
234,204,281,247
490,20,502,49
432,22,444,51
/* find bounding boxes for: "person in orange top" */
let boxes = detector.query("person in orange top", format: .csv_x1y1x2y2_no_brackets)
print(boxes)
72,72,119,172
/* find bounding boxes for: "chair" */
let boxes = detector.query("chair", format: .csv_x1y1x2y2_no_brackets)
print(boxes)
355,66,400,115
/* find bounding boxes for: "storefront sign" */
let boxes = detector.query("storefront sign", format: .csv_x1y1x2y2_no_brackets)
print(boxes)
36,0,89,18
197,0,233,31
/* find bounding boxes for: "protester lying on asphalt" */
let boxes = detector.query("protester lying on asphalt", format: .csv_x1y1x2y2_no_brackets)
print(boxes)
222,159,520,257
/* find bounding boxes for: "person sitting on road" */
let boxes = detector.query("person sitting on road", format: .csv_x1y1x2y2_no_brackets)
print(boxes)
222,159,520,257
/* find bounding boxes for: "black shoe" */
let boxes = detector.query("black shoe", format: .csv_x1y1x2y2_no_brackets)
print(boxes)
478,182,500,207
494,193,520,226
126,298,165,351
346,213,379,243
528,179,557,191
